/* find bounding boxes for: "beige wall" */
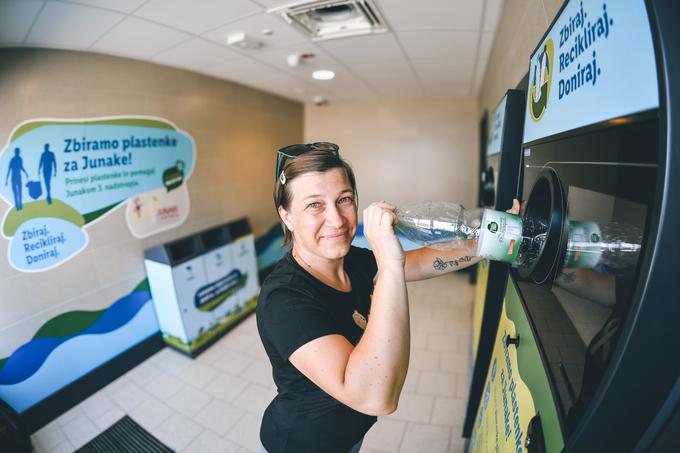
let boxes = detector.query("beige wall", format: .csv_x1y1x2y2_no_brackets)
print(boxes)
0,48,302,356
479,0,562,114
304,99,480,212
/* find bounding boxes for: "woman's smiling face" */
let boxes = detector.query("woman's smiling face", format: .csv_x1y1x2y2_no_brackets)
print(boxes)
279,168,357,261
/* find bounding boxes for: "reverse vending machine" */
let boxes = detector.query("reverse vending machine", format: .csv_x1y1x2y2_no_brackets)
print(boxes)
466,1,679,451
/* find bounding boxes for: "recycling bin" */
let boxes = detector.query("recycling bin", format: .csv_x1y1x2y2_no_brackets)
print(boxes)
144,218,259,356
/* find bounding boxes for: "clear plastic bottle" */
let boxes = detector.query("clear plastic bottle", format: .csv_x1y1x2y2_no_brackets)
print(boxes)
563,221,642,270
395,201,642,271
395,201,525,264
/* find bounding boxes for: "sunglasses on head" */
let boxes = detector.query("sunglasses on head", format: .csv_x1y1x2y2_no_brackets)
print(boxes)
275,142,340,183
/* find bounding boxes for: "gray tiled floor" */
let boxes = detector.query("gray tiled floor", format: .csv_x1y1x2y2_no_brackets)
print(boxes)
31,272,474,453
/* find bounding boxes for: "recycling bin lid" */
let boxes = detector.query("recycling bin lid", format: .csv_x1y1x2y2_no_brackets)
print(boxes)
229,217,252,238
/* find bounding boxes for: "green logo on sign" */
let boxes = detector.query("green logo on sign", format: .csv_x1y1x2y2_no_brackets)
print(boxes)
529,39,554,122
163,160,185,192
488,222,498,233
591,233,600,242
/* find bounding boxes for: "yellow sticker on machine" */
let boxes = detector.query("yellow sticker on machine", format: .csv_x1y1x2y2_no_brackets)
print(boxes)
468,302,537,453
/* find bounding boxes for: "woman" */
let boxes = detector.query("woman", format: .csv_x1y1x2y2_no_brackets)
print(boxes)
256,143,519,453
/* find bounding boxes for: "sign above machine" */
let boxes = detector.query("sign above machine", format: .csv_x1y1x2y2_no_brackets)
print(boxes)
486,95,507,156
523,0,659,144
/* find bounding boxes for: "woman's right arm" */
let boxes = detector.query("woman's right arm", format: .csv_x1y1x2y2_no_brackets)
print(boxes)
288,202,410,416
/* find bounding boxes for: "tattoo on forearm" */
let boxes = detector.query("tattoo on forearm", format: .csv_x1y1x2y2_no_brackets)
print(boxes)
433,256,473,271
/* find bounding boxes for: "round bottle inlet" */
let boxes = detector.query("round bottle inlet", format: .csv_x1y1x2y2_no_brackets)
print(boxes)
517,168,568,283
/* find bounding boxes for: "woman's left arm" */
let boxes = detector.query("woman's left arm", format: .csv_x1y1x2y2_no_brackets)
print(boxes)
404,199,521,282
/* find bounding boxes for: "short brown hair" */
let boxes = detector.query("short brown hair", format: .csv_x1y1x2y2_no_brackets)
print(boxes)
274,149,357,247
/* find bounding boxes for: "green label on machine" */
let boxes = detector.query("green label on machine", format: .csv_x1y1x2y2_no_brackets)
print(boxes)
476,209,523,263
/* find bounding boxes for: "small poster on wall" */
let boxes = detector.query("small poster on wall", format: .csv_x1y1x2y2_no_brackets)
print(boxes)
0,116,196,272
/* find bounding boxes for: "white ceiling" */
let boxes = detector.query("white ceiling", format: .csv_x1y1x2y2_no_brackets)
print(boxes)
0,0,504,103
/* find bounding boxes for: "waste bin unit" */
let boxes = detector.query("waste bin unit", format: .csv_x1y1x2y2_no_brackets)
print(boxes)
144,218,258,356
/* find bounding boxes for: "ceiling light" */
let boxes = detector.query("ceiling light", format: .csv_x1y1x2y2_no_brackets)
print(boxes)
312,70,335,80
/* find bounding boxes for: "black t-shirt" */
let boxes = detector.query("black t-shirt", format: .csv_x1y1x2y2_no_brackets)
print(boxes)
256,246,378,453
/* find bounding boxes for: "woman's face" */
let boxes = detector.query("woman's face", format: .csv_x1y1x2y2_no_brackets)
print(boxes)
279,168,357,262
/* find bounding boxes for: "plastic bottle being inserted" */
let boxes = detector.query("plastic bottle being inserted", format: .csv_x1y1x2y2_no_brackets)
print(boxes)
395,201,526,264
395,201,642,272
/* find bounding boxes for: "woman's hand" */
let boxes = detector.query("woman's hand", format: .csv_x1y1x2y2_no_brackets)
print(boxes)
506,198,521,215
363,201,404,270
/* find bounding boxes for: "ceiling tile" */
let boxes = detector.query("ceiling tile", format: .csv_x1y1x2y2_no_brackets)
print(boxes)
366,73,421,92
397,30,478,60
372,79,424,99
377,0,483,31
411,58,475,86
66,0,147,14
152,38,241,71
201,56,280,82
134,0,262,35
254,0,300,9
92,16,191,59
483,0,504,31
473,58,489,95
314,72,377,99
318,33,405,62
343,59,414,80
8,0,506,101
423,82,471,99
245,73,328,102
0,0,44,45
26,1,123,49
251,42,334,75
202,12,307,51
478,31,495,62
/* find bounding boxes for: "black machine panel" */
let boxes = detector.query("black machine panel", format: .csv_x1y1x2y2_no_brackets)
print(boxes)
463,89,526,437
505,0,680,450
518,115,658,435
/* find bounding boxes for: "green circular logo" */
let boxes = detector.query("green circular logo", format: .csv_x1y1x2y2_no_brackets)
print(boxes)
591,233,600,242
488,222,499,233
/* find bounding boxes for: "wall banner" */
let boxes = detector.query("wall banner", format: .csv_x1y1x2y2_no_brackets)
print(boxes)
523,0,659,144
0,116,196,272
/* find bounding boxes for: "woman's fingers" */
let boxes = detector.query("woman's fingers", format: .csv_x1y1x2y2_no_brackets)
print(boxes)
363,201,398,233
506,198,521,215
378,208,396,228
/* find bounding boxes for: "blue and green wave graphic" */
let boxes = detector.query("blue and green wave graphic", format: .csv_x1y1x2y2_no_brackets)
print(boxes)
0,281,151,386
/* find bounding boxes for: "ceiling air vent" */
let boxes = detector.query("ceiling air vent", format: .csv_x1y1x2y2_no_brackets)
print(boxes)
269,0,389,42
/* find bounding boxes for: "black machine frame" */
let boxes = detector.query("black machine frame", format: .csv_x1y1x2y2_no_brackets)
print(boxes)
560,0,680,450
463,88,526,437
490,0,679,451
464,0,679,450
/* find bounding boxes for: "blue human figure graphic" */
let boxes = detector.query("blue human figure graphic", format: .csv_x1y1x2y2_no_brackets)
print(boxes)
38,143,57,204
5,148,29,211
